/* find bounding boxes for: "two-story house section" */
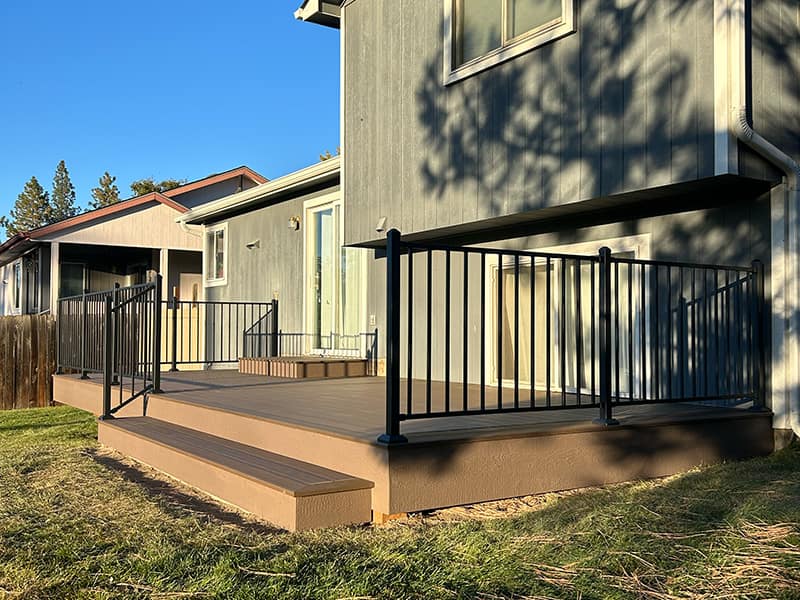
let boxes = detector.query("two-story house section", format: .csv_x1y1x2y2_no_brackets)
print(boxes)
298,0,800,441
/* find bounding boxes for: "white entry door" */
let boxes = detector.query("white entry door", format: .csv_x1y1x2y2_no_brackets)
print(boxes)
304,195,366,354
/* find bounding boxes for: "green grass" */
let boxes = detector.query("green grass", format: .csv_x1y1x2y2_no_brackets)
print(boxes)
1,406,799,600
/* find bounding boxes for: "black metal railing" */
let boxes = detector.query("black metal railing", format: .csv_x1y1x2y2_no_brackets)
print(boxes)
379,229,766,443
163,298,278,369
100,278,162,418
57,282,158,377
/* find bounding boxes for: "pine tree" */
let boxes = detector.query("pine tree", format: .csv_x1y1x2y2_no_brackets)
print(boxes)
0,176,51,236
130,177,185,196
50,160,78,222
90,171,121,209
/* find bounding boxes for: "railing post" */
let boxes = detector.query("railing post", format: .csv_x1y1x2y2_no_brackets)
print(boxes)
169,295,179,371
152,275,163,393
80,291,89,379
112,283,120,385
270,299,280,357
378,228,407,444
595,247,619,426
55,299,63,374
752,260,767,411
100,296,114,420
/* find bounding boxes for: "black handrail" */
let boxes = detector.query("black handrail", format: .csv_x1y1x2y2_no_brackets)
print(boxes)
379,230,765,443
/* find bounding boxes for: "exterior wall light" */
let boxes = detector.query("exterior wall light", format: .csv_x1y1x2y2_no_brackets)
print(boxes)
288,216,301,231
245,239,261,250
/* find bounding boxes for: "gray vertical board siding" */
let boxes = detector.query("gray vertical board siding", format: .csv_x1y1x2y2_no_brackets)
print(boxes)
176,179,258,210
204,186,340,335
367,193,771,387
344,0,717,246
740,0,800,181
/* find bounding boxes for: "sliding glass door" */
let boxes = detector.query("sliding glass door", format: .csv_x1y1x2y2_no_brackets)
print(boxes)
305,197,366,354
493,241,645,398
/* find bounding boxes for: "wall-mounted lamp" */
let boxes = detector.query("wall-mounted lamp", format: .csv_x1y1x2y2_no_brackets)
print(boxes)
288,216,301,231
375,216,387,233
245,239,261,250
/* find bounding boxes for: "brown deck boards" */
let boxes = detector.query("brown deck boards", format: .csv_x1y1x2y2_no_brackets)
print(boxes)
104,416,374,496
108,370,757,444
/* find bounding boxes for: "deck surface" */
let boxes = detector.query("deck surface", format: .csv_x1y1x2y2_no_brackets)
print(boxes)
125,371,756,444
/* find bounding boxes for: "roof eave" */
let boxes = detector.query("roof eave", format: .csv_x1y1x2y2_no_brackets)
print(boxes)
294,0,341,29
180,158,341,225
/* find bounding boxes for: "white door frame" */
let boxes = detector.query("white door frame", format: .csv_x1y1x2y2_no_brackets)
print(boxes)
303,192,368,356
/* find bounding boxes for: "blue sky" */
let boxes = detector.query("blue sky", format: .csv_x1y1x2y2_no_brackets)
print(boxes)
0,0,340,219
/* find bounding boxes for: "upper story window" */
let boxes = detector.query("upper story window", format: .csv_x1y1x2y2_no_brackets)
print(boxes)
204,223,228,287
445,0,576,84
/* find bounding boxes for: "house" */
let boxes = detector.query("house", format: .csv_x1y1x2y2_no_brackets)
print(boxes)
0,166,266,316
52,0,797,531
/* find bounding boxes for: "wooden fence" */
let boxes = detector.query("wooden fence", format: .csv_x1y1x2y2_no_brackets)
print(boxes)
0,315,56,409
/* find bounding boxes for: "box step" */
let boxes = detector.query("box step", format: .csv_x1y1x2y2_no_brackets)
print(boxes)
98,417,373,531
239,356,369,378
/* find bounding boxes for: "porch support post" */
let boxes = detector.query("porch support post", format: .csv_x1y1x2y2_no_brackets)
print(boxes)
378,228,407,444
594,247,618,426
49,241,59,317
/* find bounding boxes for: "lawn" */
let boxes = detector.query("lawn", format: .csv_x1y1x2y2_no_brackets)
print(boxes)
0,407,798,599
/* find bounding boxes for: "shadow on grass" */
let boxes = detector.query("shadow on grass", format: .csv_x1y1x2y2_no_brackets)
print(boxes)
86,448,286,537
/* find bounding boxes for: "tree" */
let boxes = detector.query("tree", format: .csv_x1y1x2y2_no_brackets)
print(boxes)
90,171,121,209
319,147,341,161
0,176,50,236
130,177,185,196
50,160,78,222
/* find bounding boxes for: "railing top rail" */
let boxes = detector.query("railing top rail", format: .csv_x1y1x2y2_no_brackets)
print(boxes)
111,282,157,312
58,281,154,302
398,240,600,262
609,255,756,273
165,299,275,307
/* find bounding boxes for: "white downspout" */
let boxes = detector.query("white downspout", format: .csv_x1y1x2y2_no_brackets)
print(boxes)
728,0,800,437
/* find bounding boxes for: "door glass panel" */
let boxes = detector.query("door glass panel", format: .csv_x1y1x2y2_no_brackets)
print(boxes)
312,208,336,348
496,251,638,396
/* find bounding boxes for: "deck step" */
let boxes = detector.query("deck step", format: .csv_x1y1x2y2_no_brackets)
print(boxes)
98,417,374,531
239,356,369,378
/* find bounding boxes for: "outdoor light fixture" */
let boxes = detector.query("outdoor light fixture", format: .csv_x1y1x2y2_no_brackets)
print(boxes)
245,239,261,250
288,216,301,231
375,216,387,233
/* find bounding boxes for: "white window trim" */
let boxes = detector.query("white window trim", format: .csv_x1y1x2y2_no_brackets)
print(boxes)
203,222,228,288
443,0,577,85
484,234,652,392
11,261,22,315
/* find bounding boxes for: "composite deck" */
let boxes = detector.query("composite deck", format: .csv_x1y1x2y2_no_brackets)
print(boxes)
54,370,774,521
134,370,758,443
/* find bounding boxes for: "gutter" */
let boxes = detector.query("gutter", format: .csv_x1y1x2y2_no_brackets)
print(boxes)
728,0,800,437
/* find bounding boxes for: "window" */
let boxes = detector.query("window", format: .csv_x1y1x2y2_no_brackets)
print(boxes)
12,261,22,313
204,224,228,287
446,0,575,83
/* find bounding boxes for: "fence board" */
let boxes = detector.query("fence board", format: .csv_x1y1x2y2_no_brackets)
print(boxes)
0,315,56,410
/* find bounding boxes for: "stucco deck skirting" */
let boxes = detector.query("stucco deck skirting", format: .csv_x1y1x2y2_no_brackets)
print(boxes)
55,373,774,518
